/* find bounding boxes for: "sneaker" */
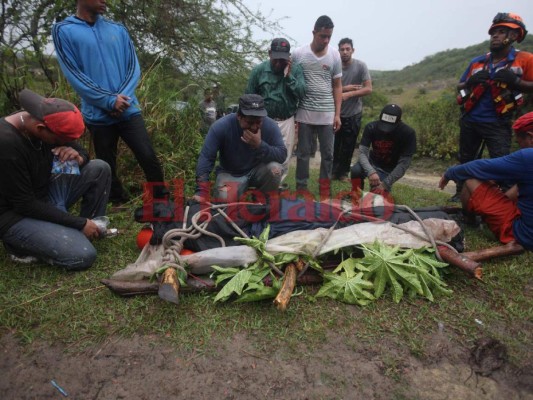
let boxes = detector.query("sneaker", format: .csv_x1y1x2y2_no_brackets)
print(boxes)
8,253,38,264
278,183,289,193
448,193,461,203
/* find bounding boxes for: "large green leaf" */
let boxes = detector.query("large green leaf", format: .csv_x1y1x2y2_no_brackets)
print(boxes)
316,271,374,306
214,269,253,303
355,241,452,303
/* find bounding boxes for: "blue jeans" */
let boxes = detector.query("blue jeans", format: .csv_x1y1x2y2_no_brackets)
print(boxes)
296,123,334,187
350,162,390,190
2,160,111,271
214,162,283,202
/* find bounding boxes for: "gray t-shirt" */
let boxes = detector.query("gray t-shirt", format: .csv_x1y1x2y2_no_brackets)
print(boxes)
341,59,371,117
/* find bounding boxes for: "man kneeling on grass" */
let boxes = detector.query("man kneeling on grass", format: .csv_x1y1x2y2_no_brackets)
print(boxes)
439,112,533,250
0,89,111,270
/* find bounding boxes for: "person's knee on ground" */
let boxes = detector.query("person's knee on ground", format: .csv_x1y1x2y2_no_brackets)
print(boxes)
254,162,283,194
57,244,97,271
3,238,97,271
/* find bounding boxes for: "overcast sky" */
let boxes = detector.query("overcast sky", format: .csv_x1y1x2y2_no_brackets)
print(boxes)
244,0,532,70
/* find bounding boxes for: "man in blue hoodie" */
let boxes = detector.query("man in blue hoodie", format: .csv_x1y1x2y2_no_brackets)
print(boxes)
52,0,165,204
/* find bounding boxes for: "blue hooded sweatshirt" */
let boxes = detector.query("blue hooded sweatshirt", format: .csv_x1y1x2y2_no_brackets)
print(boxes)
52,15,141,125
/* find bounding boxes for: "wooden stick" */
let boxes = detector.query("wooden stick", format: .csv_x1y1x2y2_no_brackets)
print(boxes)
438,246,483,280
101,279,159,296
158,267,180,305
273,259,304,311
462,242,525,262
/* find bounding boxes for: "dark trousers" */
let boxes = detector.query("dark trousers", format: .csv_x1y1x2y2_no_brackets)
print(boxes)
87,114,165,200
333,113,362,178
456,118,512,192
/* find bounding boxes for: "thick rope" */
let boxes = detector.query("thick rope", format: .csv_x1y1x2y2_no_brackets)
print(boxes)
155,198,458,277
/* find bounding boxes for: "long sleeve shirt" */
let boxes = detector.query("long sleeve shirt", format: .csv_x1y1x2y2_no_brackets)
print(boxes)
195,114,286,194
52,15,141,125
358,121,417,190
0,119,89,237
246,61,306,119
444,148,533,250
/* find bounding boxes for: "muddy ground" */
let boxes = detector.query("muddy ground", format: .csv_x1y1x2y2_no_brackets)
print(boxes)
2,156,531,399
2,329,532,400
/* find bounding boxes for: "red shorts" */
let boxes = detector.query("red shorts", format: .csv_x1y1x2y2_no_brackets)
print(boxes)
468,182,521,244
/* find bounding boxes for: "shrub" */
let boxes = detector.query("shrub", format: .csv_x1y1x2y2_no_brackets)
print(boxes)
402,91,460,160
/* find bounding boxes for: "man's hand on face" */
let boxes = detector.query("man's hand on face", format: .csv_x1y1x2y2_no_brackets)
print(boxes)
284,59,292,77
241,128,262,149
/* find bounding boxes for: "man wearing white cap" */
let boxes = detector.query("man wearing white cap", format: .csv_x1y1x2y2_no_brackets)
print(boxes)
350,104,417,194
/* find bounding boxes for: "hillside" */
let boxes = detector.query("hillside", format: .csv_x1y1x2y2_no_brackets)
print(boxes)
372,34,533,87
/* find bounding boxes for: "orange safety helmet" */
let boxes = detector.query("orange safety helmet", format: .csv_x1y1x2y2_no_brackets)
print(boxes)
489,12,528,43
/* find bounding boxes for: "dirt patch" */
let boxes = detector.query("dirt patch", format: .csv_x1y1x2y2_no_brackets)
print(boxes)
2,331,532,399
302,152,456,194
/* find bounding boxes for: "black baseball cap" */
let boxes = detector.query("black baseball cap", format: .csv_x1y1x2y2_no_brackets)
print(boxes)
270,38,290,60
377,104,402,133
238,94,267,117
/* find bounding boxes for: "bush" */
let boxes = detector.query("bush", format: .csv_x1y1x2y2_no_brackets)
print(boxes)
52,62,205,198
402,91,460,160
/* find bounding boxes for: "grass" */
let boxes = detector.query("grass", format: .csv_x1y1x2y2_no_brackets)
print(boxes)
0,163,532,369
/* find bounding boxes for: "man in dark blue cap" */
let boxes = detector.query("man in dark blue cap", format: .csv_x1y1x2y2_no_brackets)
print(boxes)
194,94,287,203
246,38,306,182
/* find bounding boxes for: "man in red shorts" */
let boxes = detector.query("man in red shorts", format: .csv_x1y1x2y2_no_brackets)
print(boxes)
439,112,533,250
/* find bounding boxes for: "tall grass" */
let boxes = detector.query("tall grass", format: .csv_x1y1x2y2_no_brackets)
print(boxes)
51,61,206,199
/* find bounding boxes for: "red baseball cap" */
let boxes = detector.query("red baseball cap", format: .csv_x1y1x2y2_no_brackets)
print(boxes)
18,89,85,141
512,112,533,133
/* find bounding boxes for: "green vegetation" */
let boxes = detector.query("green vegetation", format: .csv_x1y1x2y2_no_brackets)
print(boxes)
372,35,533,86
1,3,532,374
1,175,531,368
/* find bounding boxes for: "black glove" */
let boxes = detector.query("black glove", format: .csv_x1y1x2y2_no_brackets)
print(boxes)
465,70,490,88
493,69,521,89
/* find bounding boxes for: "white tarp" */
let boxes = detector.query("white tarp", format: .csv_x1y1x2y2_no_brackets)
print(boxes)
111,218,460,281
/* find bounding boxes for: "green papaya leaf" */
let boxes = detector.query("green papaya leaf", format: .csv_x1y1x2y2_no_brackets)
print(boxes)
214,269,253,302
316,271,374,305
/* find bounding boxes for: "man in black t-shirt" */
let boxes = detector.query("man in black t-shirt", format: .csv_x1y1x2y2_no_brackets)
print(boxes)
0,89,111,270
350,104,417,194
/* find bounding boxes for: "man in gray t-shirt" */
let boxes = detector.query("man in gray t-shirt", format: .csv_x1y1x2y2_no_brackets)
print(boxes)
333,38,372,181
